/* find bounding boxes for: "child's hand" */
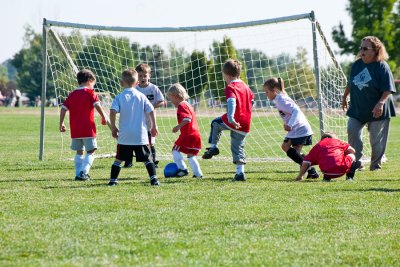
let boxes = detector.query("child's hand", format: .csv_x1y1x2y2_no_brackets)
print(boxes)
60,123,66,132
295,175,304,181
101,116,107,125
172,126,180,133
284,124,291,131
150,127,158,137
232,121,241,130
112,127,119,138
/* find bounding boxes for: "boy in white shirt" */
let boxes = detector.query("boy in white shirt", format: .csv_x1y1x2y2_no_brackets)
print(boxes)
108,68,159,186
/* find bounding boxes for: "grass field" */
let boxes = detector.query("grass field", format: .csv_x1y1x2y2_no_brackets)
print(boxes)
0,107,399,266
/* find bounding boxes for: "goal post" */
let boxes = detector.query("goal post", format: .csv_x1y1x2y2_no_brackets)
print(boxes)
40,12,367,162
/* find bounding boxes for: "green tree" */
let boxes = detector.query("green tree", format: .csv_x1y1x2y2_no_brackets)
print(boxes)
11,26,45,98
332,0,399,71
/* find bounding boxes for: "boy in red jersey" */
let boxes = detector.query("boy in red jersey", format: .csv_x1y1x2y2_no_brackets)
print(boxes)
59,69,109,180
167,83,203,178
295,132,361,182
202,59,254,181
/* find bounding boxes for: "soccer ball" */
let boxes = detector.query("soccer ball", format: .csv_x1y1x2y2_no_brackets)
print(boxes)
164,162,179,178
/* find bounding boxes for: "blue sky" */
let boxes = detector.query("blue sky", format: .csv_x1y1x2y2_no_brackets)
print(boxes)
0,0,352,63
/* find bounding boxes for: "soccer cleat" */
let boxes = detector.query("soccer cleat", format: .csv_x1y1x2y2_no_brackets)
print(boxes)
322,177,331,182
202,147,220,159
232,172,246,182
75,171,90,181
150,177,160,186
123,162,133,168
345,177,354,182
107,181,118,186
306,167,320,179
176,169,189,177
192,175,203,179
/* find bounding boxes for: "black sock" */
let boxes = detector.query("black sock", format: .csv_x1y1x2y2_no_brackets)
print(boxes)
286,147,304,165
347,161,360,178
151,146,157,163
145,161,156,177
110,161,122,180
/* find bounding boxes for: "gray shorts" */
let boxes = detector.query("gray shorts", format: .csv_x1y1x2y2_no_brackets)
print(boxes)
70,138,97,151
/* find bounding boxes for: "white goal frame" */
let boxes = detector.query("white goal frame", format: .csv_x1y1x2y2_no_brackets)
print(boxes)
40,11,358,162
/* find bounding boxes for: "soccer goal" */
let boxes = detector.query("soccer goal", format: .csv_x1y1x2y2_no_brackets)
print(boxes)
40,11,364,162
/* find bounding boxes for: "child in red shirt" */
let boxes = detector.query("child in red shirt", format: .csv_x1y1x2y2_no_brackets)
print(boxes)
295,132,361,181
60,69,109,180
167,83,203,178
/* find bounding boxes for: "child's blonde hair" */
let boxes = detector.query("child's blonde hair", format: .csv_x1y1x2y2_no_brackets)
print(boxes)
263,77,287,95
167,83,189,100
121,68,138,86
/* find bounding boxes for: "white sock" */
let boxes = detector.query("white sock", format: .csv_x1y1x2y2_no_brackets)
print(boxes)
236,164,244,174
82,153,95,175
74,154,84,176
188,156,203,177
172,150,187,170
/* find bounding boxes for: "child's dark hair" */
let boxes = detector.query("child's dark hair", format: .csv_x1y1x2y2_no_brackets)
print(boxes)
121,68,138,85
223,59,241,78
321,132,337,140
263,77,286,94
135,63,151,74
77,69,96,85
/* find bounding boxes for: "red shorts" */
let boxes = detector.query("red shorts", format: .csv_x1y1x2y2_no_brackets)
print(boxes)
321,154,354,179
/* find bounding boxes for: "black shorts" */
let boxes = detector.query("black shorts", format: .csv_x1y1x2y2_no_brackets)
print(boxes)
116,144,152,162
284,135,313,146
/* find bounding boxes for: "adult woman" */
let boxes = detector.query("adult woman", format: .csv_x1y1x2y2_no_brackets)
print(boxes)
342,36,396,171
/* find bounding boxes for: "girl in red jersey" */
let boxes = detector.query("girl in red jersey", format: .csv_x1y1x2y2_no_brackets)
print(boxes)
167,83,203,178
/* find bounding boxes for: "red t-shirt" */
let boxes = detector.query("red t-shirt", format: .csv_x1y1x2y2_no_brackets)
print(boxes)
62,88,99,138
173,101,202,155
221,81,254,133
303,138,353,176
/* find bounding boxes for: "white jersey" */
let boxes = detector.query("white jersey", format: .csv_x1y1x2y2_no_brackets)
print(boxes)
111,88,154,145
273,93,313,139
136,83,164,129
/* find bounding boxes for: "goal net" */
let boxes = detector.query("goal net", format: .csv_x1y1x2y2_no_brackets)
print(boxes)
41,12,368,161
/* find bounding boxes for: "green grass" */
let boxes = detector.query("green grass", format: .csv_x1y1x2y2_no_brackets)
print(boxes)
0,107,399,266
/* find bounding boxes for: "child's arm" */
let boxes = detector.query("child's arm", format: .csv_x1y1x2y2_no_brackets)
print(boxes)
153,100,164,109
227,98,241,129
148,111,158,137
172,120,190,133
109,109,118,138
94,103,111,129
295,161,311,181
59,108,67,132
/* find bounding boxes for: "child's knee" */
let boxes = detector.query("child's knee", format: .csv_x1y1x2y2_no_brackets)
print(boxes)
281,142,290,152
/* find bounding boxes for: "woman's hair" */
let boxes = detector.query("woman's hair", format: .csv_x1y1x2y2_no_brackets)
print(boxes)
263,77,286,94
321,132,337,140
167,83,189,100
223,59,241,78
358,36,389,61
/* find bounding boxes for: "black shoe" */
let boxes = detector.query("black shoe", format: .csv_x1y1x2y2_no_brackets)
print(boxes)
322,177,331,182
306,167,319,179
192,175,203,179
123,162,133,168
108,181,118,186
202,147,220,159
176,169,189,177
150,177,160,186
345,176,354,181
232,173,246,182
75,171,90,181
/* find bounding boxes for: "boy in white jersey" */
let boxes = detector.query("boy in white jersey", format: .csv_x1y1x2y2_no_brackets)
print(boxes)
264,77,319,179
107,68,159,186
123,63,165,168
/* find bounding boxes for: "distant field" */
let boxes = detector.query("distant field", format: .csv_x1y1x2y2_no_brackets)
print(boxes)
0,107,399,266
